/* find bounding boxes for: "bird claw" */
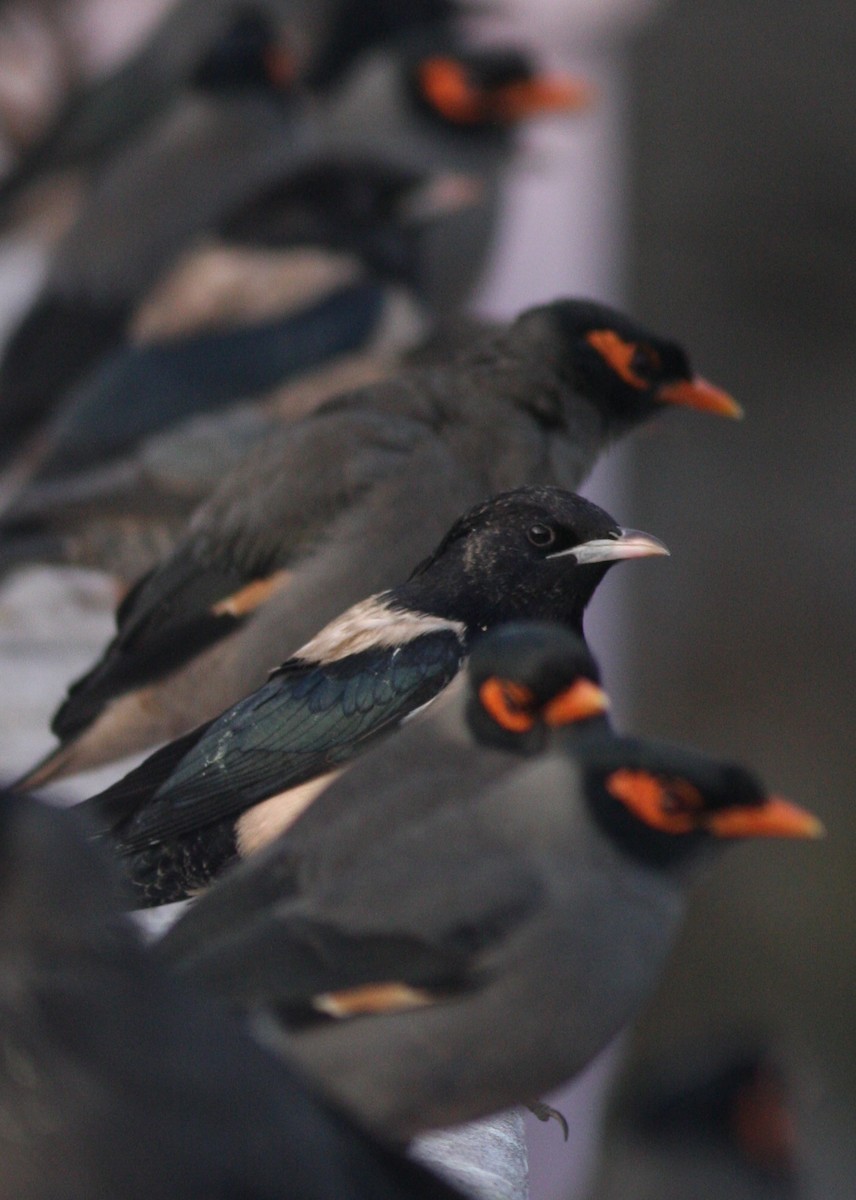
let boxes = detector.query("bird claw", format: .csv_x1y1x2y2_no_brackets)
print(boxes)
526,1100,569,1141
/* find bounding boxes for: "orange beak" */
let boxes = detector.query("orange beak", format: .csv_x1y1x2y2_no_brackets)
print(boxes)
420,58,592,125
543,678,610,726
490,74,595,122
706,796,824,839
656,375,743,419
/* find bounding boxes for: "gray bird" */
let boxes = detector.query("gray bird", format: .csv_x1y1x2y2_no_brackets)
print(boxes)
0,0,456,222
0,785,467,1200
18,297,740,788
0,322,498,586
0,10,309,461
158,619,611,950
585,1040,800,1200
0,27,587,476
160,735,821,1142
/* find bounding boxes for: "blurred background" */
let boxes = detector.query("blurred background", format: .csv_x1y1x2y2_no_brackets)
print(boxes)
0,0,852,1197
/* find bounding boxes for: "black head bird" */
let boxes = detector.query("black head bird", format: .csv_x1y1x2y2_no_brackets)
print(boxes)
16,297,737,789
160,733,820,1143
74,487,664,906
0,788,465,1200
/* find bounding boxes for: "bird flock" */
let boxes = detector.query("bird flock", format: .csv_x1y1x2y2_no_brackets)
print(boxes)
0,2,819,1198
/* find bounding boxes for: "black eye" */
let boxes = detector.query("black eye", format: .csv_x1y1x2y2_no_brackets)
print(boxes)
630,344,661,380
527,523,556,548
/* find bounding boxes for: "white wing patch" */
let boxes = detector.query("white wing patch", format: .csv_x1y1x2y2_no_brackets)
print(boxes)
294,595,465,665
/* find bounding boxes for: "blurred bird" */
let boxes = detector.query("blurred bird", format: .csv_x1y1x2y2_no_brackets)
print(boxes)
17,297,739,787
585,1040,800,1199
0,28,589,479
158,619,611,947
0,0,459,222
74,486,663,905
160,735,821,1141
4,157,481,483
0,787,468,1200
0,8,305,464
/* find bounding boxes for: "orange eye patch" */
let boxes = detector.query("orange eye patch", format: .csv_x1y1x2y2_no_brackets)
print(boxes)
419,58,485,124
479,678,536,732
605,769,699,833
585,329,652,390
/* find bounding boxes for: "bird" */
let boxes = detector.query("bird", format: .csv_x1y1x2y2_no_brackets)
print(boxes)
158,618,611,951
3,156,481,486
0,786,466,1200
17,297,740,787
0,4,299,223
72,485,665,905
0,0,459,224
0,29,589,480
585,1039,800,1199
159,733,822,1142
0,8,305,467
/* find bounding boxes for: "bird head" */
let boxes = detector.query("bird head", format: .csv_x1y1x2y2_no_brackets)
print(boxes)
581,739,822,870
512,299,742,433
192,12,296,94
625,1043,799,1182
467,621,610,752
400,485,668,634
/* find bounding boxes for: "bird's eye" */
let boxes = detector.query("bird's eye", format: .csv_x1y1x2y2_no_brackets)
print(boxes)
527,523,556,547
630,344,661,380
660,777,705,815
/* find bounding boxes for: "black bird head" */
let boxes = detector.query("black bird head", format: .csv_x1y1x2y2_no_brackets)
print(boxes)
510,298,742,434
626,1043,799,1182
396,485,668,635
411,46,591,134
466,621,610,752
192,11,296,94
579,738,822,871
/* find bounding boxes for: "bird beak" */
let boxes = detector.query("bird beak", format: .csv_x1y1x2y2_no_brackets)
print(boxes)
491,73,595,121
656,375,743,419
706,796,825,839
549,529,670,565
543,678,610,726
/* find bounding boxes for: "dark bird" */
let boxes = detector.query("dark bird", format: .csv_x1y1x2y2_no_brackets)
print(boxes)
0,8,303,465
4,158,479,485
74,485,665,905
586,1040,800,1199
0,787,467,1200
158,618,611,953
0,0,460,222
160,735,821,1141
18,297,739,787
0,162,491,577
0,31,588,480
0,4,300,222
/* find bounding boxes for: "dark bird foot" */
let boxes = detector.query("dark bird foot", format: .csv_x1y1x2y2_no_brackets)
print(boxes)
526,1100,569,1141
